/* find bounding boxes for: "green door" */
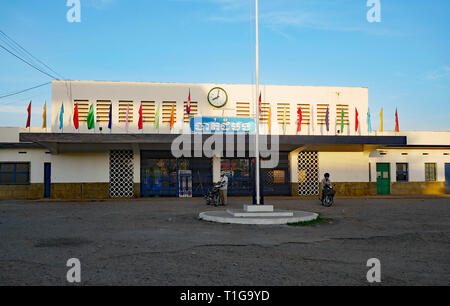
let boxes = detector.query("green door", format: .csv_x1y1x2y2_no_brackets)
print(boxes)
376,163,391,195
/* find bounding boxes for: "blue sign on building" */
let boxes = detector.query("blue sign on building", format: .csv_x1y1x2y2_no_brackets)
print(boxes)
190,117,256,134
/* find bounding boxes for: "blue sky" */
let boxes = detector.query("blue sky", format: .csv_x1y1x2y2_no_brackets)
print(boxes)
0,0,448,130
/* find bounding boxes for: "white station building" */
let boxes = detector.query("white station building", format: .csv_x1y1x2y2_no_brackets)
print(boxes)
0,80,449,199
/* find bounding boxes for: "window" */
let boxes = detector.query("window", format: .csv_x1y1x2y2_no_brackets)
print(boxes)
336,104,349,128
162,101,177,124
396,163,409,182
425,163,437,182
316,104,329,126
74,100,90,122
183,101,198,123
259,102,271,123
119,101,134,123
142,101,156,124
0,163,30,185
277,103,291,124
236,102,250,118
296,104,311,126
96,100,111,123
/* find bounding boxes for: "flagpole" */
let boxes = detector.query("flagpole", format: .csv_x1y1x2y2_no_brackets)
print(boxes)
255,0,261,205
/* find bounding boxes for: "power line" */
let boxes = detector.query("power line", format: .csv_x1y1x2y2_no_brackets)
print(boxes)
0,82,51,100
0,30,65,80
0,44,60,80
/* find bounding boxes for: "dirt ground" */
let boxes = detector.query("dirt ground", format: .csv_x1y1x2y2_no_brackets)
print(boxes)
0,196,449,286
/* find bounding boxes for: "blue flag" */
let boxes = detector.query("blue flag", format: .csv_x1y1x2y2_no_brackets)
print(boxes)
108,104,112,130
367,109,372,133
59,103,64,130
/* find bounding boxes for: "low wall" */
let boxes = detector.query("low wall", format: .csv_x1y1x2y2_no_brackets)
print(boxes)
0,184,44,199
391,182,445,195
291,182,377,197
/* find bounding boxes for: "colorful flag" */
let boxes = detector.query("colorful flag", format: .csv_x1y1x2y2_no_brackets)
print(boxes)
355,108,359,132
379,108,384,132
138,103,143,130
325,106,330,132
108,104,112,130
154,105,160,130
42,102,47,129
367,108,372,133
170,104,175,130
395,109,400,132
258,93,262,114
26,101,31,128
73,103,79,130
340,107,345,134
297,107,302,133
186,89,191,115
87,104,95,130
59,103,64,130
283,106,287,134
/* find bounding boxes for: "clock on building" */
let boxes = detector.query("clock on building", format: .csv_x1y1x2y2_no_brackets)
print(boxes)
207,87,228,108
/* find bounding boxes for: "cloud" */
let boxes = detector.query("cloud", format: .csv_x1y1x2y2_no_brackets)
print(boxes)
424,66,450,81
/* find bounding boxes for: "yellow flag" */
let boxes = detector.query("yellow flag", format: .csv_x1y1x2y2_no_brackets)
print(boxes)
268,107,271,133
42,102,47,129
379,107,383,132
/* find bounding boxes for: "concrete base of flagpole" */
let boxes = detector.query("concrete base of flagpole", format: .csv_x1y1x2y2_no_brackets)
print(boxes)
199,205,318,225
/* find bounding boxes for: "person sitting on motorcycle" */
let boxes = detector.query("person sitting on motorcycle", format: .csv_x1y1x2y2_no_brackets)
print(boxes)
321,173,332,201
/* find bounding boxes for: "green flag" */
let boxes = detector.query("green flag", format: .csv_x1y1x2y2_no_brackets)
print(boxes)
87,104,95,130
341,108,345,134
154,105,160,130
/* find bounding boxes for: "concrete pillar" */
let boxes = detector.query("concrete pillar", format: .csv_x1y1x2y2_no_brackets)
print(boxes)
212,155,221,183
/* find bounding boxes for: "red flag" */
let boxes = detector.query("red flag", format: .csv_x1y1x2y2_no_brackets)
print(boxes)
258,93,262,114
26,101,31,128
186,89,191,115
297,107,303,132
73,103,79,130
138,103,143,130
395,109,400,132
355,108,359,132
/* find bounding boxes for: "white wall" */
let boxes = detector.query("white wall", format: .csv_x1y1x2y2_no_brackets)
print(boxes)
290,150,370,183
0,149,50,183
369,149,450,182
51,80,369,136
50,152,109,183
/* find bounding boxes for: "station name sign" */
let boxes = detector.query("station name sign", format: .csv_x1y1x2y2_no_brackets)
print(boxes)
190,117,256,134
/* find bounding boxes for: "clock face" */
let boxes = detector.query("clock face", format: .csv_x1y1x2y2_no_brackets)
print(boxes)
207,87,228,108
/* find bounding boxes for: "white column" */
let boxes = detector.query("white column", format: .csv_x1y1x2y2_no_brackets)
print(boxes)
212,155,221,183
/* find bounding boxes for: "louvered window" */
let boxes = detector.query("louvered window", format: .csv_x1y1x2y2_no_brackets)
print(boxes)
74,100,90,122
317,104,330,125
296,104,311,125
119,101,133,123
336,104,350,126
141,101,156,123
236,102,251,118
183,101,198,123
96,100,111,123
260,103,271,123
277,103,291,124
162,101,177,124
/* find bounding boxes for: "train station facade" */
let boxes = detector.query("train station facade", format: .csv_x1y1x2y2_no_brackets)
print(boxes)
0,80,449,199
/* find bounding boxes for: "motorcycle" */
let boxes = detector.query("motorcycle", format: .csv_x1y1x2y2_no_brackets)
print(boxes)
321,186,335,207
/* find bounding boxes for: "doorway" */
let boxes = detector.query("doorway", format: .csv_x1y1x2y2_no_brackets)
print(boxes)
445,164,450,194
376,163,390,195
44,163,51,198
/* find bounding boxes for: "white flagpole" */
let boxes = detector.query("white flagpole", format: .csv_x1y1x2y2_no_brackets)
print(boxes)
255,0,261,205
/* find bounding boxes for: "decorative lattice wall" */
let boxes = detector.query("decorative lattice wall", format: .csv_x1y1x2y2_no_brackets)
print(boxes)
298,151,319,196
110,150,134,198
